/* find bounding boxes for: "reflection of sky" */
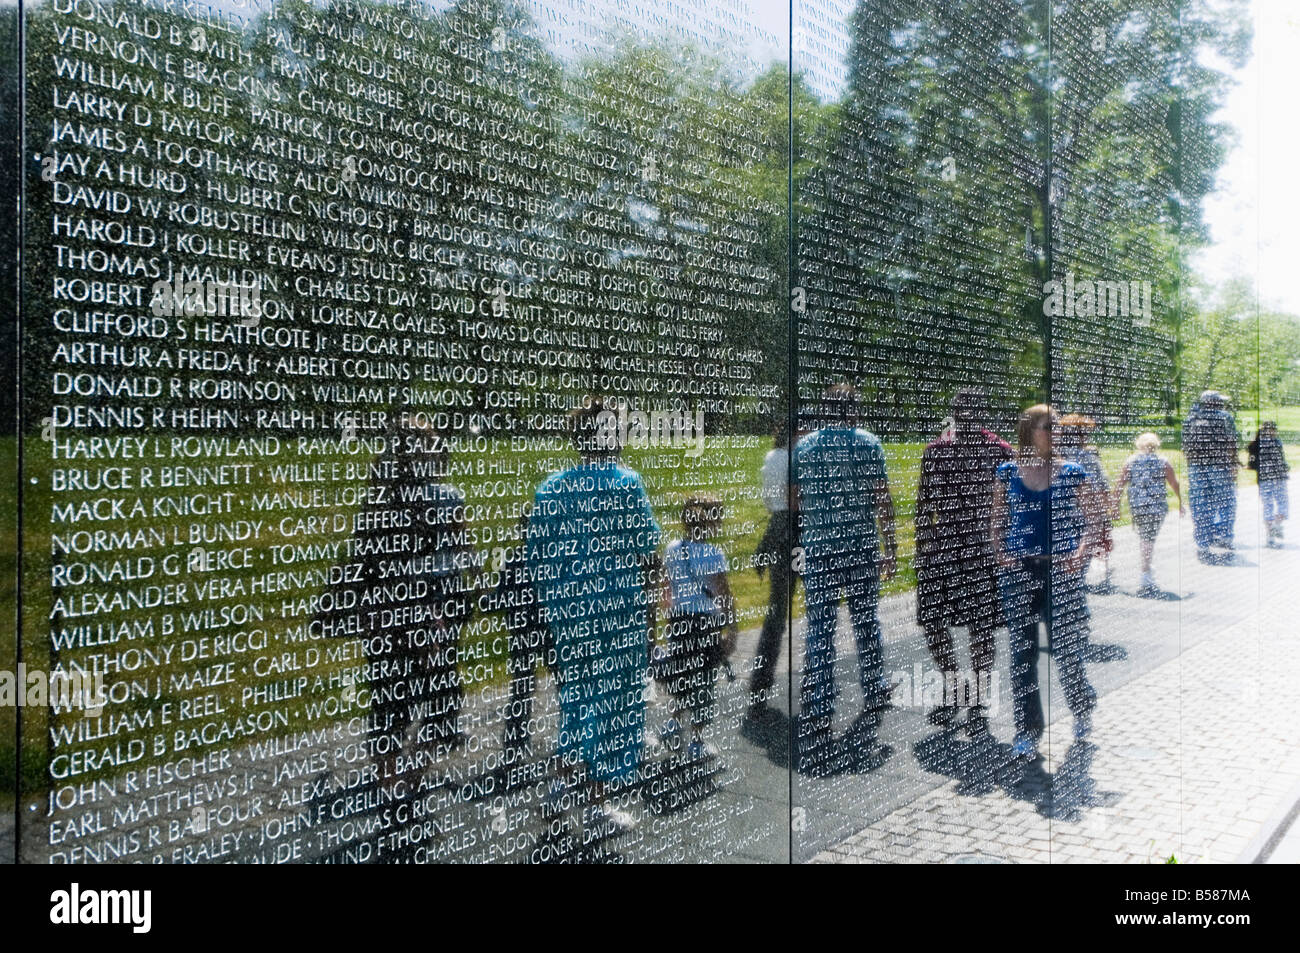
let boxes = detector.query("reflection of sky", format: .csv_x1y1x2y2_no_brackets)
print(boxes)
513,0,787,78
789,0,852,100
1195,0,1300,316
745,0,856,101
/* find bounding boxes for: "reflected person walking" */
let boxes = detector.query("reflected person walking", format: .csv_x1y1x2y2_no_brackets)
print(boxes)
992,405,1104,759
793,384,898,775
526,398,662,833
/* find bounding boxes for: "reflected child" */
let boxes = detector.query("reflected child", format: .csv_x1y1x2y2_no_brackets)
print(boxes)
1113,432,1183,594
656,494,739,763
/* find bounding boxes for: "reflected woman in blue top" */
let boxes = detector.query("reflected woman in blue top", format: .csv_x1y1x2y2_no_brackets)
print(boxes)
991,404,1103,759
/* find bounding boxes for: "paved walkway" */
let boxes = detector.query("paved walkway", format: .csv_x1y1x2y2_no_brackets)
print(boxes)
1263,800,1300,863
808,474,1300,863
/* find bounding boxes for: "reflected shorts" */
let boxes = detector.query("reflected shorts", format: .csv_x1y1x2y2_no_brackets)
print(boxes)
1132,508,1167,542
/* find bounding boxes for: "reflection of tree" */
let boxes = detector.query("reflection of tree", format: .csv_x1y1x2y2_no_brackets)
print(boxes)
215,0,569,426
1047,0,1250,426
798,1,1045,437
18,0,797,807
796,0,1249,437
24,0,789,437
1183,278,1300,413
538,42,786,432
25,0,1252,445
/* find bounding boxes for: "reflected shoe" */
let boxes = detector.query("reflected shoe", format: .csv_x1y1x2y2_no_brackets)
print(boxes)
795,716,836,775
742,706,790,757
1073,712,1093,740
877,675,904,710
740,705,774,743
744,702,784,729
1010,734,1038,760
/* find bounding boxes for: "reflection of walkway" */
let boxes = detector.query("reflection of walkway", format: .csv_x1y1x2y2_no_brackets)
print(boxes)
799,474,1300,863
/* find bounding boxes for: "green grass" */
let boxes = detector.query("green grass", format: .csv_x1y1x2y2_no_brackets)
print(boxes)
11,434,787,793
1237,406,1300,437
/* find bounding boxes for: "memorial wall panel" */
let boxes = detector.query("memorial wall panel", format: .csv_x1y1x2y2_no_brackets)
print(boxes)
791,0,1049,860
16,0,791,863
5,0,1283,866
2,0,18,869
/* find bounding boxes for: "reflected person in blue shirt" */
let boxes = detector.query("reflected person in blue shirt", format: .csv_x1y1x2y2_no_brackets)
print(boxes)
527,398,661,833
793,384,898,775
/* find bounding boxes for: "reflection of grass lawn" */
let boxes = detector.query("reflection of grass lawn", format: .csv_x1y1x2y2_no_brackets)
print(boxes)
11,434,794,791
1238,407,1300,436
7,427,1297,796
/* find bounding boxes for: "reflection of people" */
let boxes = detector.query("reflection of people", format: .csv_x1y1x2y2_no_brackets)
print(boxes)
658,494,739,762
1247,421,1290,547
748,425,795,724
1059,415,1113,592
914,389,1010,737
992,405,1101,760
328,415,474,792
527,398,661,832
1114,432,1183,594
1184,391,1240,560
793,384,897,773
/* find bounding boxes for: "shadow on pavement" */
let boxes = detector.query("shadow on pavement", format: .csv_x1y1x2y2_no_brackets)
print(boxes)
1085,643,1130,663
911,727,1121,824
741,706,791,770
